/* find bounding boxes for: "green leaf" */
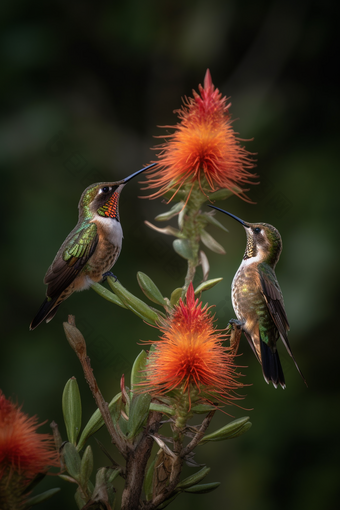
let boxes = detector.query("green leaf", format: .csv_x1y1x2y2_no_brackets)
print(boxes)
155,201,184,221
62,442,82,480
191,403,217,414
130,350,148,391
199,417,252,445
144,458,155,501
145,221,181,237
202,212,229,232
149,402,175,416
184,482,220,494
91,282,128,308
127,393,152,439
200,230,226,254
77,392,122,451
62,377,82,445
137,272,166,306
163,189,187,202
157,493,179,509
177,467,211,489
170,288,182,306
24,488,61,508
80,445,93,487
107,278,160,325
208,188,234,200
173,239,193,260
194,278,223,295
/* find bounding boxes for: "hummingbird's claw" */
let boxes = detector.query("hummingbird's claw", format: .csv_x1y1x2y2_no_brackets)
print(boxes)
228,318,244,330
102,271,118,282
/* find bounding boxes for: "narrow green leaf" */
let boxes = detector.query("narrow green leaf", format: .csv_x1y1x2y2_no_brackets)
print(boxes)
80,445,93,487
62,377,82,445
191,403,217,414
91,283,127,308
194,278,223,295
157,493,179,509
149,402,175,416
184,482,220,494
177,467,211,489
163,189,187,202
24,488,61,508
130,350,148,391
127,393,151,439
155,201,184,221
145,221,181,237
202,212,229,232
199,417,251,445
77,393,122,451
107,278,160,325
144,458,156,501
200,230,226,254
173,239,193,260
137,272,166,306
62,442,82,480
208,188,234,200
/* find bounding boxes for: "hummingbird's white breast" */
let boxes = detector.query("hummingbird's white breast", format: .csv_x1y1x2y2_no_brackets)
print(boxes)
92,216,123,246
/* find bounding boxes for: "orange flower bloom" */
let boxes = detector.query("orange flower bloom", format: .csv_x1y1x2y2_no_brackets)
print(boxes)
143,69,256,202
0,391,59,480
143,284,243,406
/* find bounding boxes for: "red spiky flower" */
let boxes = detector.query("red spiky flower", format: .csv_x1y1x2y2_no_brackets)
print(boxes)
143,69,256,202
0,391,59,491
142,284,244,407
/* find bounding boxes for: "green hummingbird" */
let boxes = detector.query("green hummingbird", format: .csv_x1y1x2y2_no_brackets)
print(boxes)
30,163,156,330
209,205,306,388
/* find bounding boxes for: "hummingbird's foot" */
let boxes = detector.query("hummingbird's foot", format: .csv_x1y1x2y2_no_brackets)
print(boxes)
228,318,244,330
102,271,118,282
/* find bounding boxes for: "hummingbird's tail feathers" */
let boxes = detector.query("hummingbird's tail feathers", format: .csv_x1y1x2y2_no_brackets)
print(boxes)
260,339,286,389
279,335,308,387
30,297,59,330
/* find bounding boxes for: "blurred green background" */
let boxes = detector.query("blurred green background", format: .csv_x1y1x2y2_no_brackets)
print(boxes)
1,0,338,508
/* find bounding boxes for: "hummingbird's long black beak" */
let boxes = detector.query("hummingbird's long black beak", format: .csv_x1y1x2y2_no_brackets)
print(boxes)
208,205,250,228
122,162,156,184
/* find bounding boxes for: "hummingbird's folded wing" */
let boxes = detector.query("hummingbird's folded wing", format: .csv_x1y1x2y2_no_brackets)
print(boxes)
44,222,98,298
259,263,290,342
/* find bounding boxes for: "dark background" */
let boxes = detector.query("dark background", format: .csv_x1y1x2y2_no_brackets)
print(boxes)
1,1,339,509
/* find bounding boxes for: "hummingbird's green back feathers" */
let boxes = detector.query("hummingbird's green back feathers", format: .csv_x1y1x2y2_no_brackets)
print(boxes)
45,222,98,298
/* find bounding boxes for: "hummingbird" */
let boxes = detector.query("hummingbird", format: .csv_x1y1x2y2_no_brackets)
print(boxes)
209,205,306,388
30,162,156,330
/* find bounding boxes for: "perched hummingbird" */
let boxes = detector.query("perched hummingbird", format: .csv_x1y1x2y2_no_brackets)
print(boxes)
30,163,156,330
209,205,306,388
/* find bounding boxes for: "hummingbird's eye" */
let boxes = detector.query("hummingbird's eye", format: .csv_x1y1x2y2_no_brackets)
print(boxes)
100,186,111,194
253,227,261,234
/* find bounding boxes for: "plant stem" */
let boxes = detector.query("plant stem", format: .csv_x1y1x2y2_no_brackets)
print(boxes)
121,411,162,510
65,316,127,457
